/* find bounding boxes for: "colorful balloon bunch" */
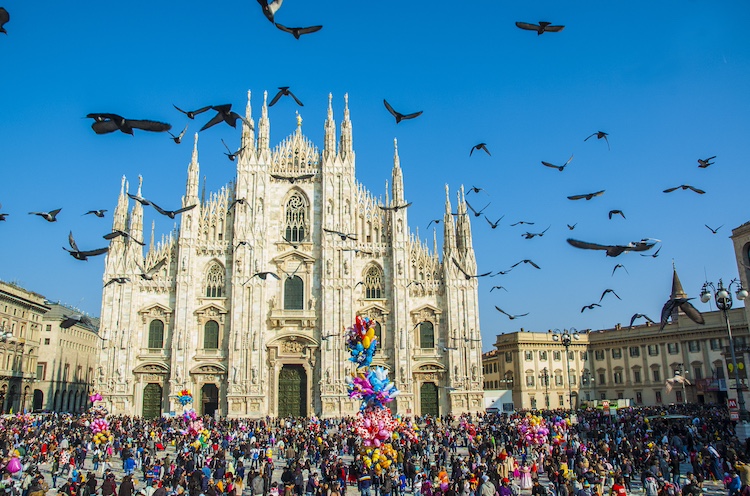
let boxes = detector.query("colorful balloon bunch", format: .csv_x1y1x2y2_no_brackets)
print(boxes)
347,367,400,409
90,418,109,434
177,389,193,405
516,414,550,446
362,444,396,475
89,392,102,403
354,408,400,447
346,316,378,368
183,409,197,422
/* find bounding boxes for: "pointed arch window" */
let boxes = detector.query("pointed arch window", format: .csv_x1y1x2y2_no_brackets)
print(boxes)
419,322,435,349
364,265,384,299
148,320,164,349
204,320,219,350
284,192,308,243
284,276,304,310
205,264,225,298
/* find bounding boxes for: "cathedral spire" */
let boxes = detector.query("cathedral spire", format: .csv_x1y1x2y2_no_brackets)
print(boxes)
324,93,336,158
257,90,270,151
458,185,475,254
241,90,255,151
128,175,145,253
391,138,404,204
149,220,155,253
338,93,353,158
443,184,456,256
186,133,200,203
113,175,129,233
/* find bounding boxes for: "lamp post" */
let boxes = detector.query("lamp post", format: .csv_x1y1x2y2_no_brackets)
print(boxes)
539,367,550,409
552,328,580,410
700,278,749,421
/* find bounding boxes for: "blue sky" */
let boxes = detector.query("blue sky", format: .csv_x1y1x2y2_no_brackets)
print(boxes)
1,1,749,350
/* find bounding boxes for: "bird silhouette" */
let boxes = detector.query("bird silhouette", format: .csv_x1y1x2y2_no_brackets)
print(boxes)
63,232,108,261
87,113,171,135
227,198,247,212
274,23,322,39
281,235,301,250
200,104,249,132
406,281,425,289
269,87,304,107
427,219,442,229
629,313,655,328
705,224,723,234
567,238,658,257
581,303,601,313
0,8,9,34
320,333,339,341
234,241,250,251
221,139,245,161
510,221,534,226
0,212,7,222
250,272,281,282
84,210,107,218
490,286,508,293
383,99,422,124
495,306,529,320
60,314,93,329
612,264,628,276
697,156,716,168
567,223,577,230
485,216,504,229
640,246,662,258
663,185,705,194
378,202,412,212
470,143,491,156
127,193,151,206
173,104,212,119
104,277,130,287
256,0,283,22
270,173,315,184
521,226,549,239
29,208,62,222
511,259,541,269
467,186,488,196
341,248,374,255
541,154,573,172
568,190,605,201
103,230,145,246
452,258,491,279
608,210,626,220
491,269,513,276
584,131,610,150
168,124,188,144
323,228,357,241
451,336,482,343
599,289,621,302
660,297,704,330
515,21,564,35
465,201,490,217
151,202,196,219
137,259,167,280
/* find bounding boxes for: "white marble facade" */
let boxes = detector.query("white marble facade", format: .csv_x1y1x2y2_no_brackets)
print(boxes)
96,92,484,418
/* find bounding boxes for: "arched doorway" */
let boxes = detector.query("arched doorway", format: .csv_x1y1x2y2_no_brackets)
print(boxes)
142,383,162,419
420,382,439,417
33,389,44,411
278,365,307,417
201,384,219,417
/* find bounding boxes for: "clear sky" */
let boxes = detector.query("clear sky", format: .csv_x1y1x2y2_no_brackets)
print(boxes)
1,1,749,350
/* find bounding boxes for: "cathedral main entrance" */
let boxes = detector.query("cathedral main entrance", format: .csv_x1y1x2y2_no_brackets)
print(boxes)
201,384,219,417
142,383,162,419
278,365,307,417
420,382,439,417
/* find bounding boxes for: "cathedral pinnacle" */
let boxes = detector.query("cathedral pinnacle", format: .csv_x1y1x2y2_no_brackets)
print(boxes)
296,111,303,130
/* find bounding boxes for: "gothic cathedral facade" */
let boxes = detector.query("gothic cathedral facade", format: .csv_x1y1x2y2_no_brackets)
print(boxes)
96,92,485,418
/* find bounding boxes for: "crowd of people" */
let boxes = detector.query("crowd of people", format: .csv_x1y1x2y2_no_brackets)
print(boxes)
0,404,746,496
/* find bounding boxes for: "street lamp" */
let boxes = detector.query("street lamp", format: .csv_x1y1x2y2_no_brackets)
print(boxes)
700,278,749,421
539,367,550,408
552,328,580,410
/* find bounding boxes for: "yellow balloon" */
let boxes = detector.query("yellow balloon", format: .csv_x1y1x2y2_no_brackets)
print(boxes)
363,336,371,349
366,328,375,339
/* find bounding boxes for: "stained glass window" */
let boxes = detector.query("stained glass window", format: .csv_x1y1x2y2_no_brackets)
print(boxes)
205,264,224,298
284,193,308,243
364,265,384,299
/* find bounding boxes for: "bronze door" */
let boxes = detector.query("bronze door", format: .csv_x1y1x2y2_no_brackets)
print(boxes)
142,383,162,419
278,365,307,417
420,382,439,417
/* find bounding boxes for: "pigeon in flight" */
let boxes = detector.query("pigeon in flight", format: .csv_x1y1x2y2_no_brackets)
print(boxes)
705,224,723,234
660,297,704,330
63,232,108,261
511,259,541,269
521,226,550,239
612,264,628,276
584,131,610,150
104,277,130,287
452,258,491,279
567,238,658,257
151,202,197,219
581,303,601,313
257,0,283,22
248,271,281,282
599,289,621,302
269,87,304,107
378,202,412,212
485,216,504,229
465,201,490,218
510,221,534,226
697,156,716,168
200,104,250,132
103,230,145,246
87,113,171,135
383,100,423,124
0,7,9,35
29,208,62,222
320,333,339,341
608,210,626,220
228,198,247,212
222,139,245,161
173,104,212,119
427,219,442,229
127,193,151,206
491,269,513,276
467,186,488,195
137,259,167,280
567,223,577,230
84,210,107,218
470,143,491,156
271,173,315,183
60,314,93,329
640,246,662,258
495,306,529,320
663,185,705,194
541,154,573,172
629,313,655,328
274,23,322,39
323,228,357,241
168,124,188,144
568,190,605,201
490,286,508,292
515,21,564,35
341,248,374,255
0,212,7,222
406,281,425,289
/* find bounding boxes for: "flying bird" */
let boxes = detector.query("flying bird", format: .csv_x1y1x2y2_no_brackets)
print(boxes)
63,232,108,261
584,131,610,150
629,313,655,328
541,154,573,172
103,230,145,246
495,306,529,320
269,87,304,107
515,21,564,35
567,223,577,230
320,333,339,341
168,124,188,144
640,246,662,258
705,224,723,234
270,173,315,183
660,297,704,330
451,336,482,343
697,156,716,168
511,259,541,269
29,208,62,222
465,201,490,217
127,193,151,206
427,219,442,229
151,202,197,219
567,238,658,257
470,143,491,156
383,99,423,124
378,202,412,212
341,248,374,255
249,271,281,281
599,289,621,302
200,104,249,132
521,226,550,239
234,241,250,250
227,198,247,212
323,228,357,241
608,210,626,220
663,185,705,194
137,259,167,280
221,139,245,161
467,186,488,196
281,235,301,250
452,257,491,279
0,212,7,222
104,277,130,288
60,314,93,329
491,269,513,276
256,0,283,22
612,264,628,276
485,215,504,229
568,190,605,201
173,104,212,120
581,303,601,313
87,113,172,135
84,210,107,218
274,23,322,39
406,281,425,289
510,221,534,226
0,7,9,35
490,286,508,292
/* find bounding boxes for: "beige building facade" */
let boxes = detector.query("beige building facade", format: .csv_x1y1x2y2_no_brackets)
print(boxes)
0,281,47,413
